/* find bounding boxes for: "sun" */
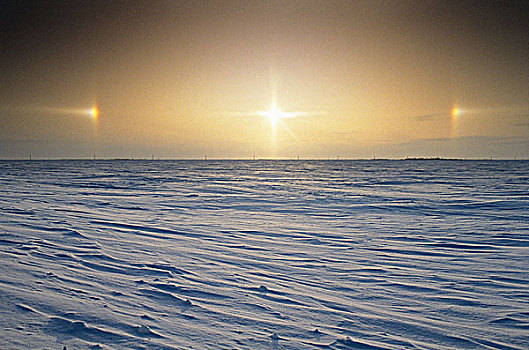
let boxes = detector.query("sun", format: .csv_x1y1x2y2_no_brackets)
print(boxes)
220,73,323,156
254,97,306,126
256,106,294,124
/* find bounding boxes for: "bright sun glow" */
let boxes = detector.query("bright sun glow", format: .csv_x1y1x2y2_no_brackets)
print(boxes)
450,105,462,138
221,74,323,156
451,106,461,119
256,106,294,124
90,104,100,120
255,99,310,125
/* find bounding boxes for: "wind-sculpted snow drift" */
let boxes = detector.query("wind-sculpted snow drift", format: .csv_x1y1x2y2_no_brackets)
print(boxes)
0,160,528,349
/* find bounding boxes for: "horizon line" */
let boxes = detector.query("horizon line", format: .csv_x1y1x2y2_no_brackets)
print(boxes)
1,157,528,161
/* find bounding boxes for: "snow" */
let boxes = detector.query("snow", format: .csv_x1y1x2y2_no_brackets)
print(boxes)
1,159,528,349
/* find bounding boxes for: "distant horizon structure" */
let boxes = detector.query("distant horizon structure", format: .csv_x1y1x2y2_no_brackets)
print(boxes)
1,155,529,161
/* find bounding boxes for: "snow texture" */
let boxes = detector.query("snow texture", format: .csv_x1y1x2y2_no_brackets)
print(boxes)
0,160,528,349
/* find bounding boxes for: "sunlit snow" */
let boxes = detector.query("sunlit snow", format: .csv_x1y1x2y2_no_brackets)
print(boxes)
1,160,528,349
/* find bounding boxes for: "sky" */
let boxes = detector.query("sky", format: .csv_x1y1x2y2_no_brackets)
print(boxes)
1,0,528,159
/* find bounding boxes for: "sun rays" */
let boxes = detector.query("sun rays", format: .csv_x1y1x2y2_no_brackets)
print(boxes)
220,75,323,156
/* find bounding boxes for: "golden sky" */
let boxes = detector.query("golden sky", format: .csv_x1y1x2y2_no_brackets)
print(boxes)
1,0,528,159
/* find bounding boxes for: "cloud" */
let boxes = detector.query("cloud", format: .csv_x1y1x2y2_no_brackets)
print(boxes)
414,137,452,142
414,115,435,121
0,139,96,159
326,131,360,136
406,112,447,122
360,135,529,159
412,114,443,122
412,135,529,144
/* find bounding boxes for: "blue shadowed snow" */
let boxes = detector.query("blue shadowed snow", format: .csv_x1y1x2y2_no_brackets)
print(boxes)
0,160,528,349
